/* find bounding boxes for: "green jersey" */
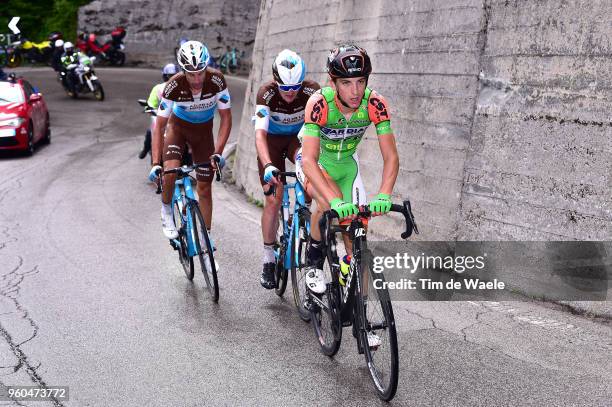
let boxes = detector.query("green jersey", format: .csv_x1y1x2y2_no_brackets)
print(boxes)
302,86,392,161
147,82,165,109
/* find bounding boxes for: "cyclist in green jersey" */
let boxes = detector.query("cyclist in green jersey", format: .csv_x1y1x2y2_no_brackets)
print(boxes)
297,44,399,296
138,63,178,159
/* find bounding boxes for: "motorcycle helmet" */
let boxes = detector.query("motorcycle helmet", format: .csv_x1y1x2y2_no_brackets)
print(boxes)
177,41,209,72
55,39,64,49
272,49,305,88
162,63,178,81
63,41,74,54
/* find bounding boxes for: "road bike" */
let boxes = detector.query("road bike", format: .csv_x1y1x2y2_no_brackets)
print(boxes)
155,161,221,302
264,171,312,321
309,201,418,401
218,47,244,74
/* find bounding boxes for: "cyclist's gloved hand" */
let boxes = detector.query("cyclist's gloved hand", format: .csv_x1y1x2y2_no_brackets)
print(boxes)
211,154,225,169
263,163,280,184
330,198,358,219
148,165,162,182
369,193,392,215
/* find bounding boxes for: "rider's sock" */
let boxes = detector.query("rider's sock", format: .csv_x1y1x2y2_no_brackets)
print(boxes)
161,202,172,216
263,242,275,264
307,238,323,266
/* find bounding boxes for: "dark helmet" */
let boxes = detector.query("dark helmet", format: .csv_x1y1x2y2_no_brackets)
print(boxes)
326,44,372,79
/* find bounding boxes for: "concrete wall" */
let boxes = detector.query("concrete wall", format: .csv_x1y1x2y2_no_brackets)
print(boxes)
78,0,260,70
234,0,611,241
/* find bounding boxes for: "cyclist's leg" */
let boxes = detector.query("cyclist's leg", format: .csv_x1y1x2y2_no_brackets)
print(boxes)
160,122,185,238
337,153,367,257
186,121,215,229
258,136,294,288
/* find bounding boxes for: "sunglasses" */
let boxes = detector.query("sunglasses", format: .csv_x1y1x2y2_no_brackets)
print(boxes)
278,83,302,92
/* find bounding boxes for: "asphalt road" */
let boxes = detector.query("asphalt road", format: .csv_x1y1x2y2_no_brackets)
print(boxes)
0,67,610,407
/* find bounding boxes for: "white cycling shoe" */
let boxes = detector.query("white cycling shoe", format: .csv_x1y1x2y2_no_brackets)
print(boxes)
161,207,178,240
305,267,327,294
367,331,382,349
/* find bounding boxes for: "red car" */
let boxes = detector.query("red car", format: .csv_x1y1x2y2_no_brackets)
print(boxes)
0,76,50,155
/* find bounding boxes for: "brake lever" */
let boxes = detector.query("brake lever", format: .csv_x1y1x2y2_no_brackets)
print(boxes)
400,200,419,239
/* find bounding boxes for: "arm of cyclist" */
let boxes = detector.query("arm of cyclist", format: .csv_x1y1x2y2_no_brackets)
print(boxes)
211,74,232,170
368,90,398,216
253,94,280,185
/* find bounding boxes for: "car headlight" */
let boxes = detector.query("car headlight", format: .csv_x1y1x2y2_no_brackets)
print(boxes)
0,117,25,127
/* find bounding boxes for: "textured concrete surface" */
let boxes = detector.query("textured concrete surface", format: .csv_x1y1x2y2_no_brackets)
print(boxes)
234,0,611,242
78,0,261,71
0,70,609,406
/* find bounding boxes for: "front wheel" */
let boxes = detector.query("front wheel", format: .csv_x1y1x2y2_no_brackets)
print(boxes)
357,252,399,401
310,237,342,356
274,208,289,297
173,199,194,280
93,80,105,101
190,204,219,302
7,52,21,68
291,219,311,322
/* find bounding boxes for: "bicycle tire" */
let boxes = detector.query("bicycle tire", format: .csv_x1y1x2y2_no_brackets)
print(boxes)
357,251,399,401
274,208,289,297
310,235,342,356
291,218,310,322
173,199,194,280
190,203,219,302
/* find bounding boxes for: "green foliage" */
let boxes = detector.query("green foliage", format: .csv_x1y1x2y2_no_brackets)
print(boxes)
0,0,91,42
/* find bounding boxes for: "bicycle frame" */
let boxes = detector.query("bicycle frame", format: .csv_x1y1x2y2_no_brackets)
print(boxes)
171,176,199,257
278,178,310,271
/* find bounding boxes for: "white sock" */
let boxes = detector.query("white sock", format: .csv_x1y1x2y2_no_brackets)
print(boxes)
263,244,275,264
161,203,172,217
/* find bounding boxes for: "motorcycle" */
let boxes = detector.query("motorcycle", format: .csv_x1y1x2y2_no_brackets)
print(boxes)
4,32,63,68
61,55,105,101
85,27,126,66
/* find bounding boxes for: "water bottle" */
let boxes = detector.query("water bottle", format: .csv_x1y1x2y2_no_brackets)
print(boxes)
339,255,351,286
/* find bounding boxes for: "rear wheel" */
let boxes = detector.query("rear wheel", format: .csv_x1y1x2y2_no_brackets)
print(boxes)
42,114,51,145
24,124,35,156
173,199,194,280
191,204,219,302
291,219,311,322
358,251,399,401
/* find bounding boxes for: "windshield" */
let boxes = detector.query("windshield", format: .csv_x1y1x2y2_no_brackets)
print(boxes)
0,83,24,105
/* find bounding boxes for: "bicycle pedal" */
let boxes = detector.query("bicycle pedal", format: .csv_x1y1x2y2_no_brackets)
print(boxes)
303,298,319,313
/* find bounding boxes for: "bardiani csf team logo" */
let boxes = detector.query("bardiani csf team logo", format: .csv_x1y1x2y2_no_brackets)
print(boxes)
321,126,368,140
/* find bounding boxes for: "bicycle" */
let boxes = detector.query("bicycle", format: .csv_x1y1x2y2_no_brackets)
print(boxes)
218,47,244,74
308,201,418,401
155,161,222,302
264,171,312,321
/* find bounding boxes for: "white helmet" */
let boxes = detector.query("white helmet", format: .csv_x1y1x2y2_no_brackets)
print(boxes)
63,41,74,52
55,39,64,48
176,41,209,72
162,63,178,81
272,49,305,85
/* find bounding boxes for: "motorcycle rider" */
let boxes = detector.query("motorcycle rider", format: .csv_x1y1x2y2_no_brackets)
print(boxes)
60,42,82,94
51,39,64,72
138,63,178,159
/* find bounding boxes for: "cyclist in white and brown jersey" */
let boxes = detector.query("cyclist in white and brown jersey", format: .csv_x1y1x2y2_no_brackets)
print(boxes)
150,41,232,243
253,49,320,288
